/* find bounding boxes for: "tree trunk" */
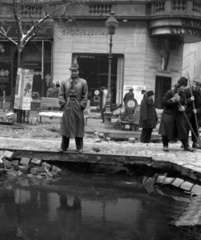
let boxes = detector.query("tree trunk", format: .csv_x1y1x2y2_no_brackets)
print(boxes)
16,46,23,123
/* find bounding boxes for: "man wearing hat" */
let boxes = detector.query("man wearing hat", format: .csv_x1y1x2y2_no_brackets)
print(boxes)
184,78,201,148
139,90,158,143
159,77,194,152
123,87,134,112
59,63,88,153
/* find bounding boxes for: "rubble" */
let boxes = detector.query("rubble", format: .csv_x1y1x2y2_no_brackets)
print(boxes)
0,150,64,182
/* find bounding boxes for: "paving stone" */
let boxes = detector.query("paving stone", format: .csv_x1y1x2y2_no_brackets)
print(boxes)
11,160,19,166
0,159,4,168
128,138,135,143
42,162,51,171
18,165,29,174
52,165,62,174
3,150,13,159
191,184,201,196
4,160,12,169
180,181,194,191
20,157,30,165
31,158,42,166
156,175,166,184
189,166,201,181
30,167,41,175
171,178,184,188
163,177,174,185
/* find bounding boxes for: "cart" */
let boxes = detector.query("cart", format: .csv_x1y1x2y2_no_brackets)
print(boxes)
115,98,140,131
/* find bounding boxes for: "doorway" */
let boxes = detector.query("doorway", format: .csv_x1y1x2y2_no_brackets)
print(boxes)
73,53,119,107
155,75,172,109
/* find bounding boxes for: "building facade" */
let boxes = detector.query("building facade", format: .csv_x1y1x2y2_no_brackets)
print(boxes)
183,42,201,80
1,0,201,109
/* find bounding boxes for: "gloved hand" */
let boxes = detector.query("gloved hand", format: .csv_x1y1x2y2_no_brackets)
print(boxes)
193,109,197,114
172,93,180,102
190,96,195,101
178,105,185,112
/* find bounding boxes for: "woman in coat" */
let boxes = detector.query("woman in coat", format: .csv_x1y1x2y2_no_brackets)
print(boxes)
59,63,88,153
159,77,194,152
139,90,158,143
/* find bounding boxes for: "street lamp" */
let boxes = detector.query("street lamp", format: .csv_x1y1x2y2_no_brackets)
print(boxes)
104,11,119,125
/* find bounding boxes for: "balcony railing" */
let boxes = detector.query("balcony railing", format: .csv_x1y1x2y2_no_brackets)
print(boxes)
151,0,201,16
89,4,112,15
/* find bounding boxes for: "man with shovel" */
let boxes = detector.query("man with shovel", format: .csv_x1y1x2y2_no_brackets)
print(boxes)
185,78,201,149
159,77,194,152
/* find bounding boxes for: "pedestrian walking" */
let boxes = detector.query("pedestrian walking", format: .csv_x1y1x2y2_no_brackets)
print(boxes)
139,90,158,143
159,77,194,152
185,78,201,148
59,63,88,153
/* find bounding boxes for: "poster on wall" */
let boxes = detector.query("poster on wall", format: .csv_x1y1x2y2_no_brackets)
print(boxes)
14,68,34,110
123,85,146,106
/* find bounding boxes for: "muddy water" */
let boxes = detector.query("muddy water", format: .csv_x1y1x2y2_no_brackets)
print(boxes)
0,173,197,240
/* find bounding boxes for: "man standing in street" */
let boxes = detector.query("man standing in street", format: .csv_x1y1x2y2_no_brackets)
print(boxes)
59,63,88,153
185,78,201,148
159,77,194,152
139,90,158,143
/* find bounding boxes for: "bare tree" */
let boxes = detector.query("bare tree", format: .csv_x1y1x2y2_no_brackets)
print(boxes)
0,0,82,67
0,0,83,122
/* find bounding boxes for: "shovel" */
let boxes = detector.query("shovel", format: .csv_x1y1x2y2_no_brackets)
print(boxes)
187,72,201,148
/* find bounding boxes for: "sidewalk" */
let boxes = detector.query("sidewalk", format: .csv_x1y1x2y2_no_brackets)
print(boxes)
0,109,201,183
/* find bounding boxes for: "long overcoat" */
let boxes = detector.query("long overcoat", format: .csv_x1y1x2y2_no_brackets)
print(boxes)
139,97,158,129
59,77,88,138
159,88,187,140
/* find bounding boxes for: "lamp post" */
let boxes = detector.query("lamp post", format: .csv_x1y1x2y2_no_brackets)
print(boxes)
104,11,119,125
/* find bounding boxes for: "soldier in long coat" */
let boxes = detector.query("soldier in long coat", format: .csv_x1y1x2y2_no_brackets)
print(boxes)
59,63,88,153
159,77,194,152
139,90,158,143
185,79,201,148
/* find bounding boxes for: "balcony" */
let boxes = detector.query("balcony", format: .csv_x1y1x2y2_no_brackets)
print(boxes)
149,0,201,43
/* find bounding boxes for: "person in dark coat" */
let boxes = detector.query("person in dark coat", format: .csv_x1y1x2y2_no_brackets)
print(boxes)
185,79,201,148
123,88,134,111
59,63,88,153
139,90,158,143
159,77,194,152
141,90,147,99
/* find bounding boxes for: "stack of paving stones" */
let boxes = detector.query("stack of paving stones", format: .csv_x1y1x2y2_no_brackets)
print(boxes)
0,150,63,180
155,174,201,196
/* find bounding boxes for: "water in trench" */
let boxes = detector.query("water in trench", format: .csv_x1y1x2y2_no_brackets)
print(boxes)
0,173,199,240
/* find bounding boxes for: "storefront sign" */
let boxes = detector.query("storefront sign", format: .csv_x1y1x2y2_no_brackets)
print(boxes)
14,68,34,110
23,62,41,69
171,27,201,36
182,19,201,29
62,28,108,36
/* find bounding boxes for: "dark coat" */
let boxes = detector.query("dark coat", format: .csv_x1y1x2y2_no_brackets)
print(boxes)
123,91,134,103
185,87,201,126
139,96,158,128
59,77,88,138
159,88,188,140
